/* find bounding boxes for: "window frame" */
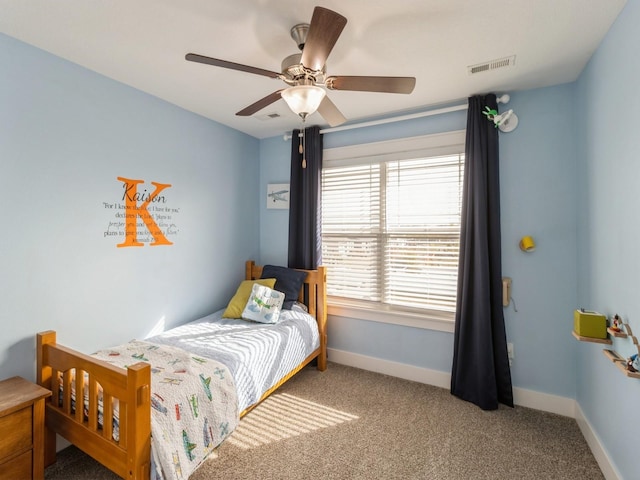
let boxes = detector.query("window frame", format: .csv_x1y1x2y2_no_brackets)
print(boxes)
322,130,465,332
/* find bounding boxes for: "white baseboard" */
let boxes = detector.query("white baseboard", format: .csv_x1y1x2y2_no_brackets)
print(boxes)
327,347,451,389
575,404,621,480
511,385,576,418
328,347,575,416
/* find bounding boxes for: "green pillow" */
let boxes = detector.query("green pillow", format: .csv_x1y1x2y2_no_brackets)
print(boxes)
222,278,276,318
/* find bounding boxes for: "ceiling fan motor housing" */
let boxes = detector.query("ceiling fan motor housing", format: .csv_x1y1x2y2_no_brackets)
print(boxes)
285,23,326,86
281,53,326,85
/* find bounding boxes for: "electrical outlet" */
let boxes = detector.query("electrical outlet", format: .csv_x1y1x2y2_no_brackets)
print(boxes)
507,343,514,366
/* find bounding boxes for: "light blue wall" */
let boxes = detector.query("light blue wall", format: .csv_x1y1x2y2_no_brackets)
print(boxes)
259,136,291,266
258,94,580,394
500,84,578,398
0,34,260,381
574,2,640,479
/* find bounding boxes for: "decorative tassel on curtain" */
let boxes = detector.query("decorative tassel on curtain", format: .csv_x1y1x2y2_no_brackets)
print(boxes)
288,125,323,270
450,94,514,410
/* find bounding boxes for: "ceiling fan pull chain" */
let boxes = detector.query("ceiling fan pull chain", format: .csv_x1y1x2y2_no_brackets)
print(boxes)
301,125,307,168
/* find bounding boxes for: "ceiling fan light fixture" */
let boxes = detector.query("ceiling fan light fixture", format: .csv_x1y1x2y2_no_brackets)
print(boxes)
186,7,414,126
281,85,326,117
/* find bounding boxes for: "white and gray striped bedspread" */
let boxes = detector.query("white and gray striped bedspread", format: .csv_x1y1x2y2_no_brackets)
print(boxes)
146,307,320,412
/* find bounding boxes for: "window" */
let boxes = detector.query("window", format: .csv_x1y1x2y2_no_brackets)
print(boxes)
321,131,465,324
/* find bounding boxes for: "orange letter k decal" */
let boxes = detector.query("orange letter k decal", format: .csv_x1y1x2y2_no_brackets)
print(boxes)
117,177,173,247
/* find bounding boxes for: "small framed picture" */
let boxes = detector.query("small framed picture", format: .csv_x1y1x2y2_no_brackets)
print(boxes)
266,183,290,209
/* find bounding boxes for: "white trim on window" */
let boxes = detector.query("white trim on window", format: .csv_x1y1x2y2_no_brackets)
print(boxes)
323,130,466,167
328,298,456,332
322,130,466,330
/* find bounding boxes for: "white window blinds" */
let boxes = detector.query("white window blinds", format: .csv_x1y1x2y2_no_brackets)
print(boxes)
321,132,465,315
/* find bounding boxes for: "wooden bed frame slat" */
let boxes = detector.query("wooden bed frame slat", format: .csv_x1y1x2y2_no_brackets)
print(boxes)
88,376,98,431
74,370,84,423
37,260,327,479
63,371,72,415
104,394,114,441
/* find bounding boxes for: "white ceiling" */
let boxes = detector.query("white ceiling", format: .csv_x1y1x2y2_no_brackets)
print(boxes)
0,0,627,139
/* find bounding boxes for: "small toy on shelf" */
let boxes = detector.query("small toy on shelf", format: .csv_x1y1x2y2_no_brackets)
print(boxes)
610,314,622,332
627,354,639,373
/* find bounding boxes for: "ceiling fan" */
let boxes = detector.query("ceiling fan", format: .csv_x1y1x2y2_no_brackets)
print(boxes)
185,6,416,127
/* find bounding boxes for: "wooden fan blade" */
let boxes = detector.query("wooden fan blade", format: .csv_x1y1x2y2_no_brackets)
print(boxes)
236,90,283,116
185,53,281,79
317,96,346,127
300,7,347,72
326,76,416,94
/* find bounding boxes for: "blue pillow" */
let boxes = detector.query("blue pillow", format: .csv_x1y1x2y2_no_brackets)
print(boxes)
260,265,307,310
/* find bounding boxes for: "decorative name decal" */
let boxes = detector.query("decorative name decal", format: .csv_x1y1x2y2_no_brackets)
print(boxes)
103,177,180,247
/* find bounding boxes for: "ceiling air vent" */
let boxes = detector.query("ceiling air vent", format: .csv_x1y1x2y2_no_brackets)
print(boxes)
468,55,516,75
256,112,282,121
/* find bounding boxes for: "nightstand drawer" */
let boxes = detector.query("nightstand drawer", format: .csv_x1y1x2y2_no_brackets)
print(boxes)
0,405,32,460
0,450,32,480
0,376,50,480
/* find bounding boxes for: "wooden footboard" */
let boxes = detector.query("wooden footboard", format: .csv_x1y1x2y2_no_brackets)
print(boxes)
37,333,321,478
37,331,151,480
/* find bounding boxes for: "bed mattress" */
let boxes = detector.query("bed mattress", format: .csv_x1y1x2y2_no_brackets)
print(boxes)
146,306,320,412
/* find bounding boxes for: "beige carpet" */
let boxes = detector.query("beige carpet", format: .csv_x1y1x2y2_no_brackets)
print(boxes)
46,362,604,480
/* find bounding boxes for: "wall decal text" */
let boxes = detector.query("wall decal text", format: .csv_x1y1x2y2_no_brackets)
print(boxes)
103,177,180,247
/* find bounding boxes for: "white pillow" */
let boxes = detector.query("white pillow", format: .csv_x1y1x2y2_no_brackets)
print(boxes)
241,284,285,324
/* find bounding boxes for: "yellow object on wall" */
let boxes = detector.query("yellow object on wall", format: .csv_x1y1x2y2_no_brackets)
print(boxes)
574,309,607,339
519,235,535,252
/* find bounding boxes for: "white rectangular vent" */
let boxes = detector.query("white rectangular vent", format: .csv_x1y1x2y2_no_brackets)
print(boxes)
256,112,282,121
468,55,516,75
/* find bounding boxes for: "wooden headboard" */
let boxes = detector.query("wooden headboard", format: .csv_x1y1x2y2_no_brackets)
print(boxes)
245,260,327,371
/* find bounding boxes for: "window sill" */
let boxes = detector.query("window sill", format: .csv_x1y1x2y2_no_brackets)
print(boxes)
327,299,455,333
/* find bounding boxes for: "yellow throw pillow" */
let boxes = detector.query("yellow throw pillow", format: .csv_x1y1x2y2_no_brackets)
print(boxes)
222,278,276,318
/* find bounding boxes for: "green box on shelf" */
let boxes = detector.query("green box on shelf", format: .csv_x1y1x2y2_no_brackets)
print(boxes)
574,309,607,339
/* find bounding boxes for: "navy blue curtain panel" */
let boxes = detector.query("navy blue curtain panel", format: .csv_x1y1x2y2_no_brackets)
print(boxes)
450,94,514,410
288,126,323,270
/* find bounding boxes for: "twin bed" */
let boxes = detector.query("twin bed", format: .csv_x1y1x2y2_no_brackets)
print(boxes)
36,260,327,479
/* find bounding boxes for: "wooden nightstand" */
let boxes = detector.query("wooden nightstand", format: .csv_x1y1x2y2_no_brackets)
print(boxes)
0,376,51,480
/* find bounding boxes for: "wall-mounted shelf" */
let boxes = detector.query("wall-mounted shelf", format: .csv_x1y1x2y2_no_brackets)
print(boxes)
603,349,640,378
614,359,640,379
596,320,640,380
572,330,612,344
607,327,628,338
602,349,625,363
